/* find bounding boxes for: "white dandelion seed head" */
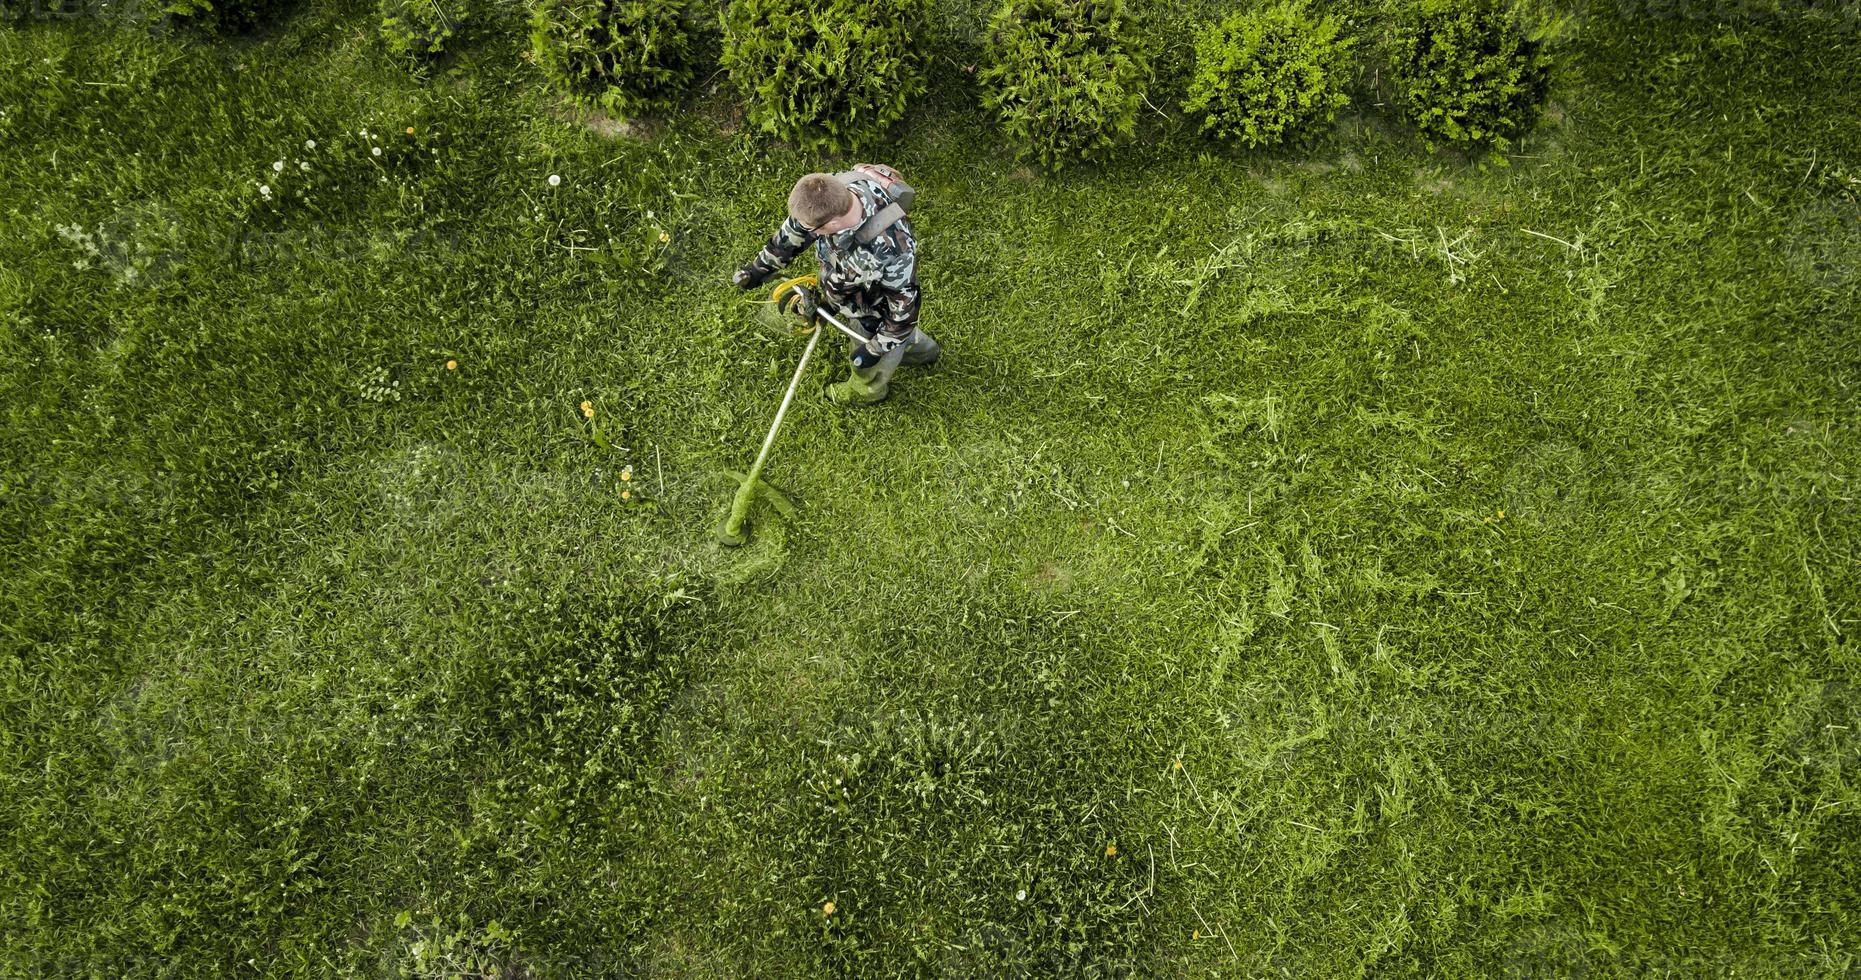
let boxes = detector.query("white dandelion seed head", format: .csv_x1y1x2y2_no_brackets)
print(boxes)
273,160,284,172
372,147,382,157
305,139,316,150
548,174,561,187
300,161,310,171
259,184,271,197
1016,889,1027,901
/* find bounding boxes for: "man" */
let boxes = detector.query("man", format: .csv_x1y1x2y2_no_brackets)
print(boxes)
733,170,939,406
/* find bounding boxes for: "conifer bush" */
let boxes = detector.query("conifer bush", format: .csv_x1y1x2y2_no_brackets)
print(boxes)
531,0,699,119
1182,0,1355,149
721,0,926,153
978,0,1149,171
1384,0,1552,154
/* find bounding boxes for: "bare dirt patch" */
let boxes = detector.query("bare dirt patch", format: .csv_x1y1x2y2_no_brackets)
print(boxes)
549,100,654,140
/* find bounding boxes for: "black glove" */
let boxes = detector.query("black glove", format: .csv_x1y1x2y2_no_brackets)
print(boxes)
851,332,903,368
782,286,818,319
733,264,768,290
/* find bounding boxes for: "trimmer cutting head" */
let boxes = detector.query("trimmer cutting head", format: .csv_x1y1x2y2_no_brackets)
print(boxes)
716,514,750,548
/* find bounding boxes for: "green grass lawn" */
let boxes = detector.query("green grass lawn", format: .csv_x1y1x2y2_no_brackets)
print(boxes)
2,2,1858,974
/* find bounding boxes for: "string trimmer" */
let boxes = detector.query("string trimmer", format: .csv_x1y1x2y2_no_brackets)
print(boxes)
717,275,871,548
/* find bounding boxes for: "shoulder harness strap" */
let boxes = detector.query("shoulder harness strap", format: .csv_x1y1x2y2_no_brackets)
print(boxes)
835,168,909,247
853,202,907,246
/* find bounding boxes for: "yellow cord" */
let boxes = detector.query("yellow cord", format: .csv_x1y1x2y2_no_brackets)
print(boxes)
769,274,818,305
769,275,821,335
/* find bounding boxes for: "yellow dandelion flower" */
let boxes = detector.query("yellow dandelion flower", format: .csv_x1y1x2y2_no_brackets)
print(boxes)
621,489,631,500
621,470,632,482
580,400,592,412
1173,760,1183,770
1193,930,1200,940
405,126,415,135
823,901,835,915
1498,508,1506,519
1105,844,1117,856
658,231,670,243
445,359,457,371
582,407,594,419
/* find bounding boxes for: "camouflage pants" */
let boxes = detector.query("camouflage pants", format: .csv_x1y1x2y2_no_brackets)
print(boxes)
817,277,895,334
819,281,937,404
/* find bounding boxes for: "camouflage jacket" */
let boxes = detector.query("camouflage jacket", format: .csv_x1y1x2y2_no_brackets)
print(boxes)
746,175,920,341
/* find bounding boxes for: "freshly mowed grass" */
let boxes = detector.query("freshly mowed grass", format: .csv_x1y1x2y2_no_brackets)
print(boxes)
2,4,1858,975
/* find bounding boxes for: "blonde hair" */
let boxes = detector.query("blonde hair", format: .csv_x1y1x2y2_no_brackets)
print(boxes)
787,172,853,228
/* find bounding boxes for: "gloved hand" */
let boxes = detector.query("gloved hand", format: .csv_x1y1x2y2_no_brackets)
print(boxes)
850,332,903,369
733,264,768,290
783,286,818,320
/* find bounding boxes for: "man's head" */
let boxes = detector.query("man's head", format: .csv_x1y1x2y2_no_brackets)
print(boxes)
788,173,861,234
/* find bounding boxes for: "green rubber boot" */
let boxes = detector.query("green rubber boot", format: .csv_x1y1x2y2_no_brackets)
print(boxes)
825,370,890,405
826,337,902,406
825,328,940,406
899,328,941,367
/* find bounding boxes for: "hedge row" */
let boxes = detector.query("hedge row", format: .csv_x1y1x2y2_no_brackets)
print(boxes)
522,0,1552,166
160,0,1555,167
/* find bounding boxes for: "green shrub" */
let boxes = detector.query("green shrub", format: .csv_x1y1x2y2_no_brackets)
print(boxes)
379,0,471,58
978,0,1149,172
531,0,699,119
1182,0,1355,149
721,0,926,153
1384,0,1552,154
161,0,289,32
